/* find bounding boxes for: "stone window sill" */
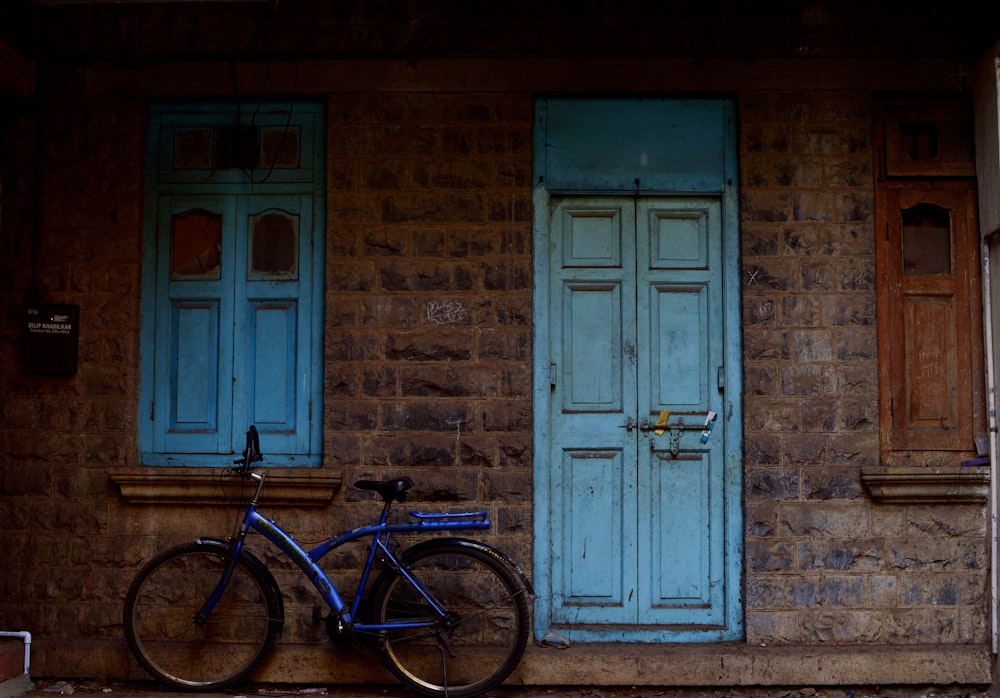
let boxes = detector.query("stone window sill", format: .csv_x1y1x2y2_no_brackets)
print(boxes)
861,466,989,504
110,468,341,506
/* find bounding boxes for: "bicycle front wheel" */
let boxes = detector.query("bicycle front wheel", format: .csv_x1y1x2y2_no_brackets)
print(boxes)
123,541,283,690
369,539,530,698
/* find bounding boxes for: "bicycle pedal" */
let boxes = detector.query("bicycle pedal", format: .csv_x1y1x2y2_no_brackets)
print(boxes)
329,633,357,652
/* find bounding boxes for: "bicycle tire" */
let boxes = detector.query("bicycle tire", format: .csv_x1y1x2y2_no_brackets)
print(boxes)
123,540,284,691
368,539,530,698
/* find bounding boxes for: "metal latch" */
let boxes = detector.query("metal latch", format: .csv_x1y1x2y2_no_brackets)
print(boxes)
652,411,719,456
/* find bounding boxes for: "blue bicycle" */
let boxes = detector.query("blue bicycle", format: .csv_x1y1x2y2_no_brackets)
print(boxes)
123,426,533,697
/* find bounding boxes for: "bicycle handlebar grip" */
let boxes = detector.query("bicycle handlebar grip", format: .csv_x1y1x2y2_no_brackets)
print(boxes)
249,425,260,457
234,425,263,470
246,425,262,464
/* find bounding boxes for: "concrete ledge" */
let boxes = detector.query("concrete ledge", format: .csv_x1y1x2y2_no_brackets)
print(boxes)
257,642,992,688
861,467,989,503
36,640,993,689
110,469,341,506
510,643,993,686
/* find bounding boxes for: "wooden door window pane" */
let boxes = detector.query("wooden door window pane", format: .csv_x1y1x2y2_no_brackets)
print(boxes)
882,103,975,177
902,204,951,276
899,122,939,162
171,210,222,280
250,211,298,279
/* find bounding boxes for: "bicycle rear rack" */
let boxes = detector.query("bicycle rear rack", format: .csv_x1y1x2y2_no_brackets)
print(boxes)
409,511,488,524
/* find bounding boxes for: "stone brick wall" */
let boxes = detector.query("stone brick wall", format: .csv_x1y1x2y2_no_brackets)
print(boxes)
0,63,148,668
739,91,989,645
321,92,536,569
0,85,539,671
0,57,991,682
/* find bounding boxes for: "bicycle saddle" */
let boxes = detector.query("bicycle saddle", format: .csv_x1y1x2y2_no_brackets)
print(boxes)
354,477,414,503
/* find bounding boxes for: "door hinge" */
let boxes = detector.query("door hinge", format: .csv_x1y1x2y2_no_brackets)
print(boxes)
717,366,725,391
550,363,557,388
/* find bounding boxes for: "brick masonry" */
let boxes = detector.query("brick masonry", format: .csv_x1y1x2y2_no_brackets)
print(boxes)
0,50,991,687
739,92,988,646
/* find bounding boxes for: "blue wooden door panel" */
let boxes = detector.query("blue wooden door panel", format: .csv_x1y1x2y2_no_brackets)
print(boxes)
170,300,220,430
649,284,708,408
652,456,711,604
648,207,710,269
553,449,635,624
155,195,236,456
560,206,623,268
249,300,297,428
542,99,728,192
641,452,725,625
550,197,639,627
637,197,726,627
236,196,315,457
563,282,622,411
547,195,729,635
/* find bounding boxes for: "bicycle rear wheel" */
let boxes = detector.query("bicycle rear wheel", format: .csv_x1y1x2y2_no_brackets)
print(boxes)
123,541,283,690
368,539,530,698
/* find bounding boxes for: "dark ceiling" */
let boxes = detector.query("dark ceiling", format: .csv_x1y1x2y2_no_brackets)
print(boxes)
0,0,997,64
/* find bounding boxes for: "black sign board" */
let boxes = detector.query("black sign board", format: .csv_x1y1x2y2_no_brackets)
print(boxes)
23,304,80,374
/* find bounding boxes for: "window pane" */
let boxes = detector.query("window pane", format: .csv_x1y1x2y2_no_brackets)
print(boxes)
901,204,951,276
174,129,213,169
899,122,939,163
216,126,259,170
261,128,300,169
250,211,298,279
171,210,222,279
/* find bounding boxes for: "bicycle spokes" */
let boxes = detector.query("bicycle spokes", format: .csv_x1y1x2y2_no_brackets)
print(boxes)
370,541,529,698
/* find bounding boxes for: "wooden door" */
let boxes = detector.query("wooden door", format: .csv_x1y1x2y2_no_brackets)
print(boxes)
532,97,743,642
877,185,984,458
546,195,731,634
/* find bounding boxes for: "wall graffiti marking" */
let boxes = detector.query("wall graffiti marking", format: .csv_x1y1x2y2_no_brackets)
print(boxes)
426,300,468,325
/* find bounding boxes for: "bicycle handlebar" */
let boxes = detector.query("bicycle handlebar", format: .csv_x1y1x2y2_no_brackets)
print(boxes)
232,425,264,473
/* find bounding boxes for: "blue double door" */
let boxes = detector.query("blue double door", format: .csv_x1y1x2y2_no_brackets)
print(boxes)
533,98,742,641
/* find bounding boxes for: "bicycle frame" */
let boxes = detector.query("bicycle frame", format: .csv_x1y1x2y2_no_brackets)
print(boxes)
201,471,491,633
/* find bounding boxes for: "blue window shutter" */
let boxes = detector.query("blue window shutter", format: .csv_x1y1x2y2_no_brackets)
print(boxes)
236,195,317,458
152,195,236,457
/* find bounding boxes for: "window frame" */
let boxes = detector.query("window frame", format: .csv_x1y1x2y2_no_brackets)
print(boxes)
139,101,325,467
874,97,985,466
